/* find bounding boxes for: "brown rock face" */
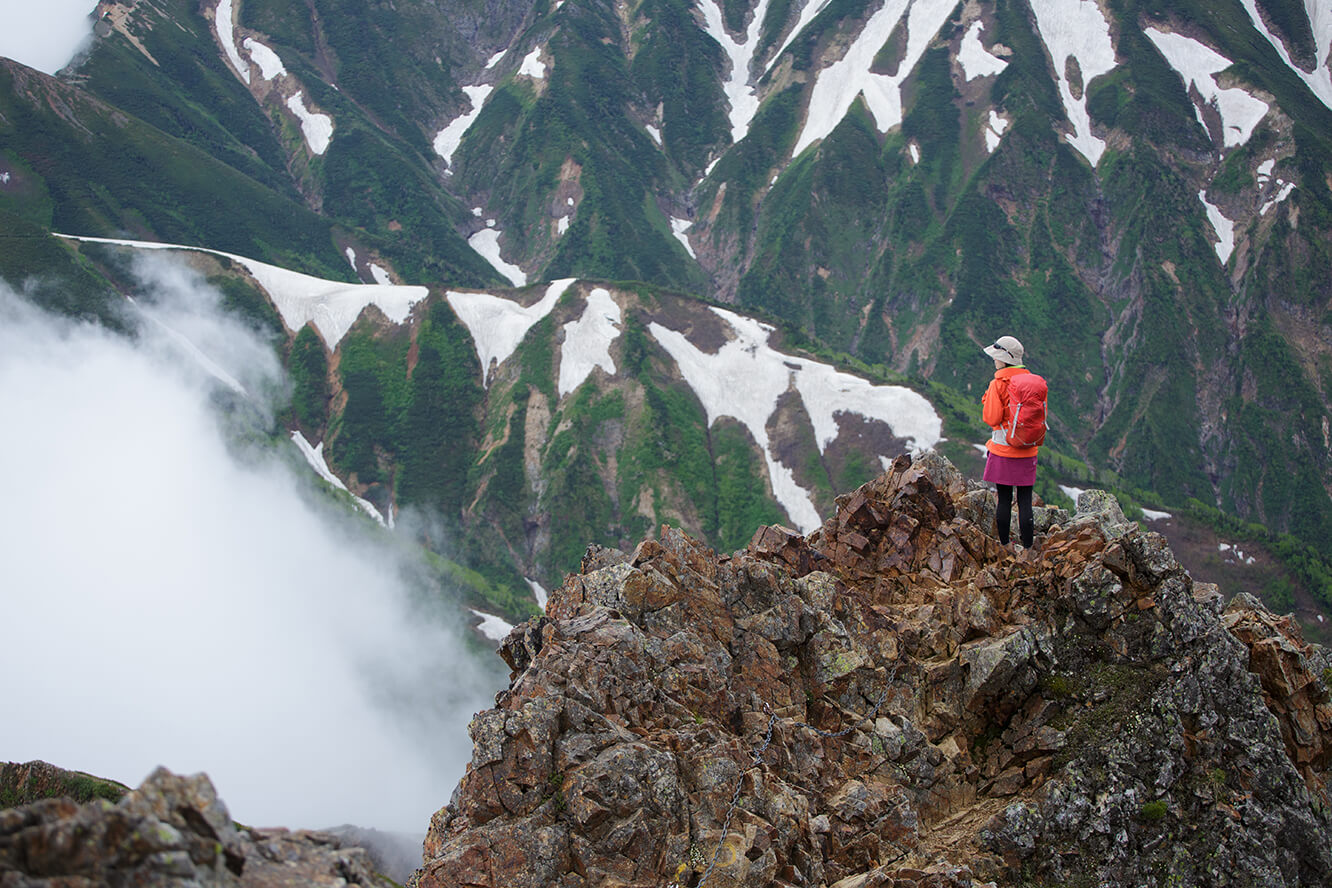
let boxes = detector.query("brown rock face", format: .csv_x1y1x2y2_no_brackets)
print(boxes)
419,455,1332,888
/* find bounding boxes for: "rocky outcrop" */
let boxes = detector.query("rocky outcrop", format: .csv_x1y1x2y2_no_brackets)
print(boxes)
417,453,1332,887
0,766,390,887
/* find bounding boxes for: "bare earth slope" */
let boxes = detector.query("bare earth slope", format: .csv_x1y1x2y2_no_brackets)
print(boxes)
419,453,1332,887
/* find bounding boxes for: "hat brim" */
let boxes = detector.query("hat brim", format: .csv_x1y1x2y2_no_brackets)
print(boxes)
983,344,1009,360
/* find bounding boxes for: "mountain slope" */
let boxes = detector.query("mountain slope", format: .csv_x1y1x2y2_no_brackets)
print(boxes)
1,0,1330,584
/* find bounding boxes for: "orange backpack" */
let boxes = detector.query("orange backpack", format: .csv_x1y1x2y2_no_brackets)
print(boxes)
1005,372,1048,448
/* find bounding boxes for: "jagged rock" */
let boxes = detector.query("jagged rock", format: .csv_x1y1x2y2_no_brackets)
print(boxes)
419,453,1332,888
1223,594,1332,801
1073,488,1132,536
0,766,387,887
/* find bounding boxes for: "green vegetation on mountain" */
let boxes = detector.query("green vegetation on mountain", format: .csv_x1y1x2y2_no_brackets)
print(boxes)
397,300,484,516
0,62,346,280
630,0,728,174
4,0,1332,628
287,324,331,435
0,215,124,329
78,0,294,195
321,124,502,286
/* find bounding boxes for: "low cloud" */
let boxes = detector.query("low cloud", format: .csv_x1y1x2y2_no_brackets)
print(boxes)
0,260,504,833
0,0,98,75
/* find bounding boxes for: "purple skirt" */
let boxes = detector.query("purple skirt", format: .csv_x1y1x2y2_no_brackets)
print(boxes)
983,452,1038,487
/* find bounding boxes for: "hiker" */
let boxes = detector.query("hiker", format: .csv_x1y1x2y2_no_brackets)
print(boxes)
981,335,1047,550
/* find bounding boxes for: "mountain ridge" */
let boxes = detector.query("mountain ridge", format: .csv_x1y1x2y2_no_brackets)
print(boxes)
419,452,1332,887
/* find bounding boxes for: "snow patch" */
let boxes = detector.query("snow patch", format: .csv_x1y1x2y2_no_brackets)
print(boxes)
286,92,333,155
958,20,1008,80
214,0,250,84
243,38,286,80
434,85,494,167
485,50,507,69
1140,508,1172,521
792,0,959,158
291,431,388,526
697,0,774,143
1029,0,1117,167
344,247,358,272
1261,181,1296,215
1144,28,1269,147
470,609,514,642
446,279,576,386
557,216,571,235
468,229,526,287
984,109,1010,153
1240,0,1332,110
649,307,941,533
908,142,921,164
671,217,697,258
369,264,392,286
57,235,427,348
559,288,621,397
1199,191,1235,264
646,124,662,145
519,47,546,79
528,579,549,610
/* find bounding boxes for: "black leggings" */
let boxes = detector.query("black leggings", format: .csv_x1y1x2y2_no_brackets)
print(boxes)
996,484,1034,547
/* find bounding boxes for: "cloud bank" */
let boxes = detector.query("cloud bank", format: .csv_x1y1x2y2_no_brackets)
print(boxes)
0,259,503,833
0,0,98,75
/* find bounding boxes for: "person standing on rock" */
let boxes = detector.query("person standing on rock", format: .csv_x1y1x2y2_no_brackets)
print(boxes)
981,335,1048,551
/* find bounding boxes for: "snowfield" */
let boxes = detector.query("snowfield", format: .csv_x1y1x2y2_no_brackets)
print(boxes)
1198,191,1236,264
213,0,250,84
671,217,697,258
291,430,388,526
286,92,333,155
985,110,1010,153
792,0,959,158
1241,0,1332,111
1029,0,1117,167
470,609,515,642
57,235,427,347
697,0,774,143
434,85,494,167
958,20,1009,81
1145,28,1269,147
243,38,285,81
446,279,576,386
519,48,546,79
558,288,621,397
650,307,942,532
468,227,527,287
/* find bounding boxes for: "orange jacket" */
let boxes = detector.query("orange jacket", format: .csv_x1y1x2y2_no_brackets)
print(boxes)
982,366,1040,458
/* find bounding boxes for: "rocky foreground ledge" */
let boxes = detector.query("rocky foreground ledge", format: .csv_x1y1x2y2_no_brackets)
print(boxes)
0,763,392,887
418,453,1332,888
